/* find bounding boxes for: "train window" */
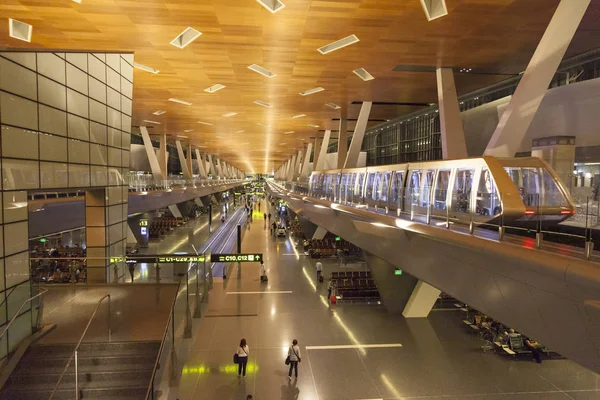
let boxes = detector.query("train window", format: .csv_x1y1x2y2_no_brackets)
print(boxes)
348,173,357,204
373,172,382,201
477,168,501,216
390,171,404,209
340,173,350,203
381,171,391,202
452,168,474,213
421,169,435,207
318,174,325,198
355,172,366,201
434,169,450,210
408,170,421,206
504,167,568,207
365,173,375,201
332,173,341,201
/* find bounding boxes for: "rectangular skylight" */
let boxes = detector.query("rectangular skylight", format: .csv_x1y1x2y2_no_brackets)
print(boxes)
222,112,238,117
8,19,32,43
235,130,245,134
248,64,277,78
184,129,194,133
133,62,159,74
253,100,272,108
307,124,319,128
255,0,286,14
420,0,448,21
142,120,161,125
170,27,202,49
318,35,359,55
197,121,213,125
153,110,166,115
325,103,341,109
299,87,324,96
168,98,192,106
353,68,375,81
204,84,226,93
291,114,306,119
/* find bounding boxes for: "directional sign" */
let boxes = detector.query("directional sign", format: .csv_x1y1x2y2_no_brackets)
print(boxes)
210,253,263,263
109,255,205,264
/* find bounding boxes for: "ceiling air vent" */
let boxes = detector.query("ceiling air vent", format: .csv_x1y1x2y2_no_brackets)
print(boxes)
204,84,226,93
222,112,238,117
248,64,277,78
353,68,374,81
133,63,159,74
255,0,286,14
420,0,448,21
299,87,324,96
168,98,192,106
8,19,32,43
197,121,213,125
325,103,341,109
170,27,202,49
318,35,359,55
142,120,161,125
152,110,166,115
253,100,272,108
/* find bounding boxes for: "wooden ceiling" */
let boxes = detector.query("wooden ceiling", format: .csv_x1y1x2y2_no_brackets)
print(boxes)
2,0,600,172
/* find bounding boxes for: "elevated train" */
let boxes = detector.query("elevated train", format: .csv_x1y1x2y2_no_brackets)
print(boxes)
308,156,575,226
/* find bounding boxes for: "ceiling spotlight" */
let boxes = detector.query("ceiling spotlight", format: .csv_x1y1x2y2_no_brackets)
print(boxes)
197,121,213,125
142,120,160,125
325,103,341,109
299,87,324,96
353,68,374,81
204,84,226,93
222,112,238,117
170,27,202,49
248,64,277,78
318,34,359,55
168,98,192,106
255,0,285,13
253,100,272,108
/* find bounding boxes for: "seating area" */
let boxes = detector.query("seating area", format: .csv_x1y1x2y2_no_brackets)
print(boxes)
330,271,380,301
149,216,186,239
306,238,363,259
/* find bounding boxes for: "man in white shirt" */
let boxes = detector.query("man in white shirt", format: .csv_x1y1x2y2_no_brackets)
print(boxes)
316,260,323,281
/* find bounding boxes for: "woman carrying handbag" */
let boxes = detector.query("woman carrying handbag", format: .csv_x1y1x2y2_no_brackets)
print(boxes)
286,339,301,380
236,338,249,378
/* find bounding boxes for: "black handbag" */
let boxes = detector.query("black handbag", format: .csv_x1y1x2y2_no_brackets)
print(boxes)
234,353,239,364
285,355,290,365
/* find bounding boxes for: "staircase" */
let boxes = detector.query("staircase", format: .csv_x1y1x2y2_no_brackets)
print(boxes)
0,341,160,400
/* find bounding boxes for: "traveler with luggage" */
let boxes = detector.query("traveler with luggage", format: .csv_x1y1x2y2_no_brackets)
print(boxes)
316,260,323,282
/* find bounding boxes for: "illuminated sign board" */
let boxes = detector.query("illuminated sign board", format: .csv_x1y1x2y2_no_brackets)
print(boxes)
109,255,205,264
140,227,147,236
39,238,47,243
395,269,403,275
210,253,263,263
139,220,148,227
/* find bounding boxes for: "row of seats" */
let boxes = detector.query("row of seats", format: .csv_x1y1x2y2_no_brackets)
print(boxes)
336,279,377,290
339,289,380,300
332,271,372,279
149,217,186,239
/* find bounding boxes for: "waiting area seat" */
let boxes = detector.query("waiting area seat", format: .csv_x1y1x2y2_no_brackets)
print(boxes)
330,271,379,301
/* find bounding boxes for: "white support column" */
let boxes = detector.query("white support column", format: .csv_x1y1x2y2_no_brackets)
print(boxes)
175,140,192,180
315,130,331,171
216,159,224,178
312,226,328,240
194,149,207,178
344,101,372,168
337,117,348,169
140,126,165,181
301,143,313,178
287,154,297,181
168,204,183,219
402,281,442,318
295,150,303,178
436,68,468,160
313,136,323,171
485,0,590,157
158,133,168,178
186,142,194,177
206,155,213,176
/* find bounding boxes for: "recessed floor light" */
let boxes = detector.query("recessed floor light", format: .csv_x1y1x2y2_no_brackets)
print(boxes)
292,114,306,119
168,98,192,106
197,121,213,125
325,103,341,109
222,112,238,117
318,34,359,55
143,120,161,125
205,84,226,93
184,129,194,133
307,124,319,128
353,68,375,81
253,100,272,108
299,87,325,96
255,0,286,14
8,18,32,43
153,110,166,115
170,27,202,49
284,131,294,134
134,63,159,74
248,64,277,78
235,130,245,134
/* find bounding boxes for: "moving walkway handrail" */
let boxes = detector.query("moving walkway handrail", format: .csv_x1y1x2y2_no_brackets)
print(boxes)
0,288,47,343
48,294,111,400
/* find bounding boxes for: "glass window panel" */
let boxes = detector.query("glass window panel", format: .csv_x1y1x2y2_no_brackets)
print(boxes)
39,134,67,162
421,169,435,207
40,162,68,188
66,63,88,95
39,105,67,137
0,92,38,130
68,164,90,187
66,88,88,118
355,173,365,200
477,168,502,216
37,53,65,84
434,169,450,210
381,171,391,202
2,159,39,190
2,126,38,159
4,222,27,257
408,170,421,206
365,173,375,200
0,57,37,100
452,168,474,213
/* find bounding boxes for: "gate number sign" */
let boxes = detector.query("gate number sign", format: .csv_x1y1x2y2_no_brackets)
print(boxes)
210,253,263,263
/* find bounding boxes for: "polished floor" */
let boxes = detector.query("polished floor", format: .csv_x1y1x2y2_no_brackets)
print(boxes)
176,199,600,400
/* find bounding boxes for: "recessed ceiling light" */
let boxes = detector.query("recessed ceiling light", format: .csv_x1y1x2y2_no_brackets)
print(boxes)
291,114,306,119
142,120,161,125
284,131,294,134
204,84,226,93
247,64,277,78
353,68,375,81
235,130,245,134
152,110,166,115
299,87,325,96
72,0,81,3
318,34,359,55
325,103,341,109
222,112,238,117
133,63,159,74
8,18,32,43
170,27,202,49
255,0,286,14
420,0,448,21
184,129,194,133
197,121,213,125
307,124,319,128
253,100,272,108
168,98,192,106
176,135,188,138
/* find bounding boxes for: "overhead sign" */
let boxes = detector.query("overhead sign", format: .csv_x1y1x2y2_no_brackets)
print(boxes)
395,269,403,275
210,253,263,263
109,255,205,264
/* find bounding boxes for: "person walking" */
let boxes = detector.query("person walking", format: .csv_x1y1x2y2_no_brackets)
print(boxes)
287,339,301,380
316,260,323,282
268,213,272,223
327,277,334,299
259,261,267,282
128,262,136,282
237,338,249,378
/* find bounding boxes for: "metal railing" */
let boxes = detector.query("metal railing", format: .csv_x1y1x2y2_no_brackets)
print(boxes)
49,294,112,400
145,298,176,400
0,288,48,343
